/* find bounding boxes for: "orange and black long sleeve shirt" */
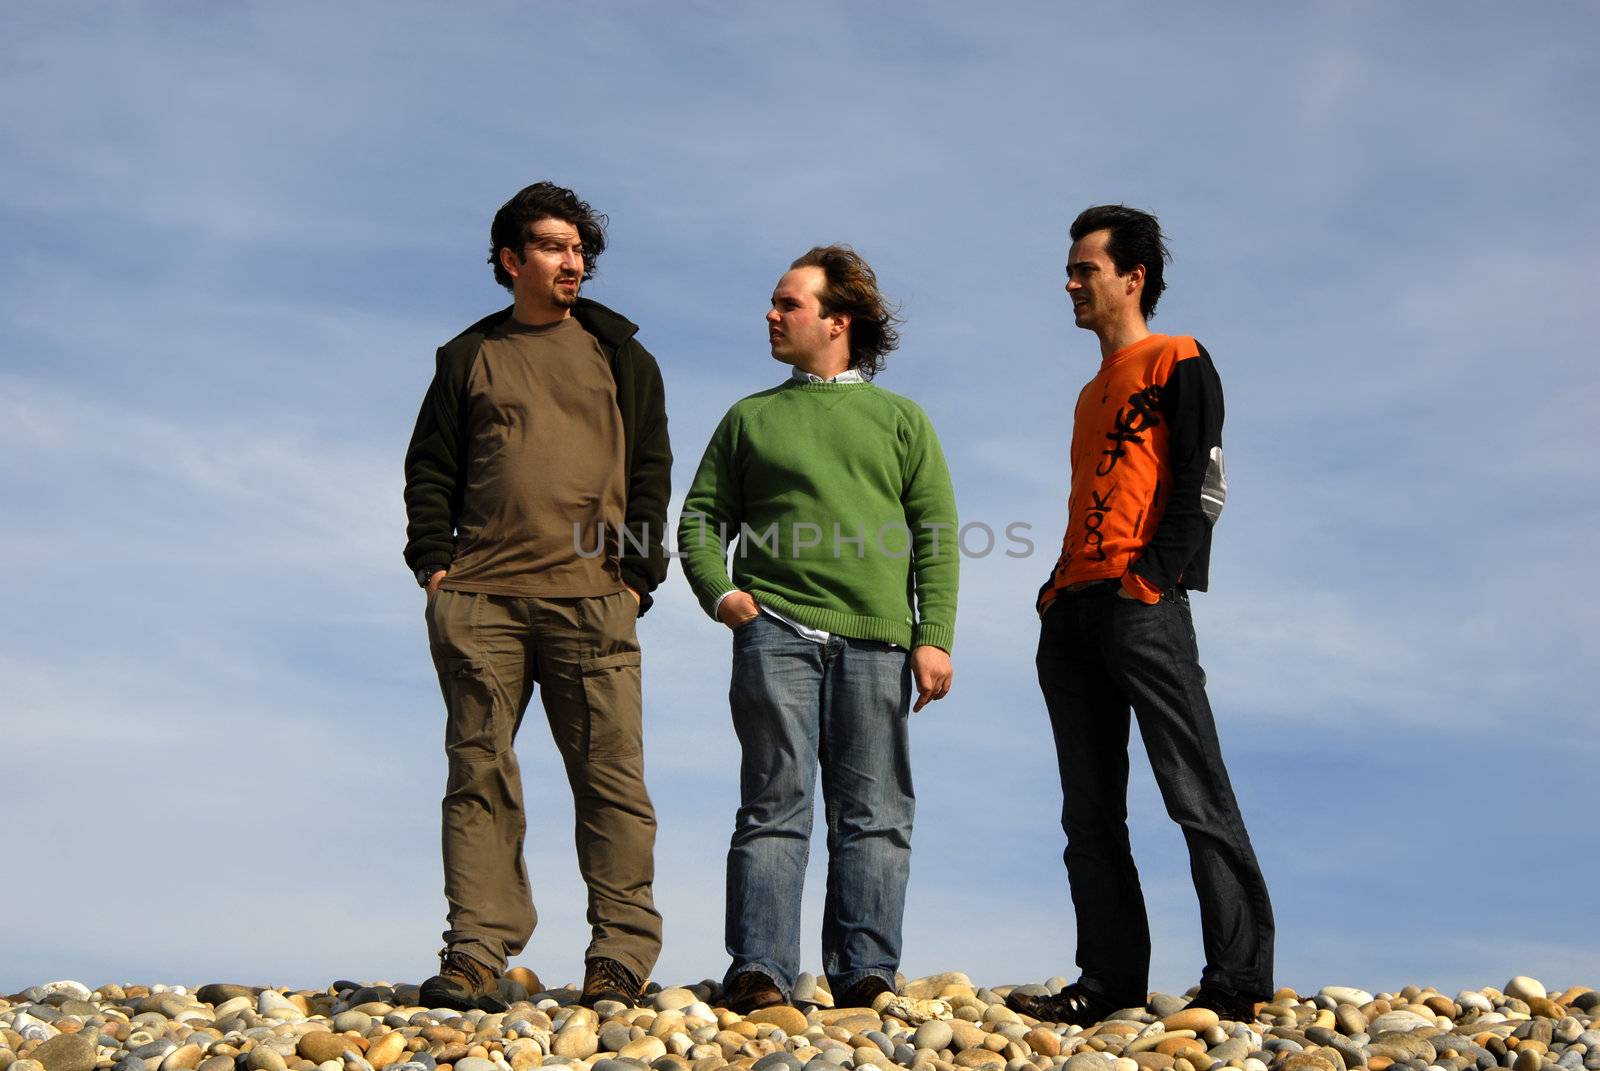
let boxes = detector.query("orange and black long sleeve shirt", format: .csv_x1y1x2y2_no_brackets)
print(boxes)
1038,333,1227,612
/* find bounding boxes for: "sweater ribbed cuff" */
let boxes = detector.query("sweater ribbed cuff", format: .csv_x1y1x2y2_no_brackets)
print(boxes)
695,576,740,621
911,622,954,653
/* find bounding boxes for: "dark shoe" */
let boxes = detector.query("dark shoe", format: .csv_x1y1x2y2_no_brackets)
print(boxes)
1005,982,1124,1026
1187,983,1264,1022
420,947,507,1012
723,970,784,1013
833,974,894,1009
581,957,644,1007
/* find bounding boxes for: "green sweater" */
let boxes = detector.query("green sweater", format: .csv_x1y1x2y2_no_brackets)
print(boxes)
678,380,958,651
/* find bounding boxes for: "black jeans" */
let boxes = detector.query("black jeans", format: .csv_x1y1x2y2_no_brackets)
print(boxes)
1036,581,1274,1000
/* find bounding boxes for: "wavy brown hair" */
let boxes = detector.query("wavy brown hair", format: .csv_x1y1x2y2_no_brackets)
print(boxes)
489,182,608,289
790,245,902,378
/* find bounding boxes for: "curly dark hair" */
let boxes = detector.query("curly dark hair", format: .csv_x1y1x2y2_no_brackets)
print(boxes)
1069,204,1171,320
488,182,608,290
789,245,902,379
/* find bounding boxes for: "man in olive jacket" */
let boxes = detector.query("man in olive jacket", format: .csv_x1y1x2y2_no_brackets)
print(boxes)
403,182,671,1011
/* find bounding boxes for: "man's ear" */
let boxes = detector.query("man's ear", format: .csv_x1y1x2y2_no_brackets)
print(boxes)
829,312,852,339
1125,262,1145,297
499,245,522,280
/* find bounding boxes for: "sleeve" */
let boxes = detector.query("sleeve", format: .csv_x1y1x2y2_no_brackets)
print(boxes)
617,338,673,613
402,349,464,577
1127,344,1225,592
676,409,744,620
901,407,960,652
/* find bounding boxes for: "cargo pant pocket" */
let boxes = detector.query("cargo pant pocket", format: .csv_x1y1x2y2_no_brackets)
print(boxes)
442,658,499,762
579,650,643,760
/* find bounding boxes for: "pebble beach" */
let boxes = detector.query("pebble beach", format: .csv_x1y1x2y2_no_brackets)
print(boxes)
6,974,1596,1071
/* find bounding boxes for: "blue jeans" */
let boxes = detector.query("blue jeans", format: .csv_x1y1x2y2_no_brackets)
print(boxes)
723,614,914,997
1035,581,1275,1001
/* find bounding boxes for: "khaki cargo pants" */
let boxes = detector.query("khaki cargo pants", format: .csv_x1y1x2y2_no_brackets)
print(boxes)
426,587,662,980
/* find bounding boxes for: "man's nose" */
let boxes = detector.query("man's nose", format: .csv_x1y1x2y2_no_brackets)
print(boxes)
766,308,780,323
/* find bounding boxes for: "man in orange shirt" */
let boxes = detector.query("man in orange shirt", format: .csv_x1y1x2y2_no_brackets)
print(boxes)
1009,205,1274,1026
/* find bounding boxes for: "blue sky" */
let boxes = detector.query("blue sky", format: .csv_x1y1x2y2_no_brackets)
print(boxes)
4,2,1597,995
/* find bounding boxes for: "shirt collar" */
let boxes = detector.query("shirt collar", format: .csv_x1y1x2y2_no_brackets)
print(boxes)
789,367,865,385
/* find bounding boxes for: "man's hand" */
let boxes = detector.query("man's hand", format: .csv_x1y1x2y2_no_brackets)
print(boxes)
426,569,447,596
625,585,640,605
717,590,761,631
910,645,952,713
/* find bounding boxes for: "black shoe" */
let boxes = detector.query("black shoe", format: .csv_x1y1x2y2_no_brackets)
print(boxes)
420,947,508,1012
1187,983,1264,1022
833,975,894,1010
1006,982,1125,1026
723,970,785,1013
581,957,645,1007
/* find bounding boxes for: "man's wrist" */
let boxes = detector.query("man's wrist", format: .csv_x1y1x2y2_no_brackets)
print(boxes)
416,564,445,588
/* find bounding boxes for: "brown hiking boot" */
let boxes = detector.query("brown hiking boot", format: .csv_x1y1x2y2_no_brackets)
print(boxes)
723,970,784,1013
420,947,507,1011
581,957,644,1007
833,974,893,1009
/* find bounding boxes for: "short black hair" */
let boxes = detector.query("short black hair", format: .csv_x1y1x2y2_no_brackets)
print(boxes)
1070,204,1171,320
488,182,608,290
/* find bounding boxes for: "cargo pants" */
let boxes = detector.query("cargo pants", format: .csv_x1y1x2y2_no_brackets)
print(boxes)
426,587,662,981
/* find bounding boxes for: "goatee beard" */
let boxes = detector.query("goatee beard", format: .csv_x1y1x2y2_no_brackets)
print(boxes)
554,280,580,307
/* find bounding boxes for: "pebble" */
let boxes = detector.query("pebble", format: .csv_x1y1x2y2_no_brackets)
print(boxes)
0,973,1590,1071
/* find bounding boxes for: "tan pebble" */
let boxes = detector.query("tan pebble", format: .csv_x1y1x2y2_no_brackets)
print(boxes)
1278,1054,1338,1071
550,1028,596,1061
743,1008,807,1037
1160,1010,1219,1034
1154,1038,1205,1059
1513,1050,1542,1071
1024,1029,1060,1058
727,1023,758,1040
738,1040,779,1059
1311,1010,1335,1031
161,1044,204,1071
904,975,975,1001
366,1034,407,1070
11,1062,44,1071
198,1058,233,1071
948,1023,986,1052
1172,1059,1197,1071
246,1047,288,1071
619,1038,666,1063
1129,1054,1174,1070
952,1051,1005,1070
465,1047,487,1060
1368,1059,1392,1071
982,1006,1021,1027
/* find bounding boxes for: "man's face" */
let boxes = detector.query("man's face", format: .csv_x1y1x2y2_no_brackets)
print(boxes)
766,266,840,365
501,218,584,314
1065,228,1140,333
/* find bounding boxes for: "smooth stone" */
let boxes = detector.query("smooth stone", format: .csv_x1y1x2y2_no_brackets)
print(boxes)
298,1036,353,1064
622,1040,669,1063
160,1045,203,1071
1025,1030,1061,1059
1280,1055,1339,1071
1324,993,1377,1010
37,986,92,1005
1372,1015,1438,1036
29,1034,95,1071
12,1062,45,1071
1162,1012,1218,1035
753,1055,804,1071
246,1046,289,1071
1148,998,1188,1020
1369,1034,1436,1064
1506,982,1548,1006
1514,1051,1543,1071
600,1024,635,1053
656,991,698,1014
454,1061,497,1071
257,994,299,1018
1336,1008,1370,1036
365,1034,407,1070
792,977,819,1006
745,1009,808,1038
552,1027,599,1060
1066,1055,1115,1071
954,1052,1006,1070
197,1059,233,1071
915,1022,955,1052
905,976,974,1002
196,986,255,1007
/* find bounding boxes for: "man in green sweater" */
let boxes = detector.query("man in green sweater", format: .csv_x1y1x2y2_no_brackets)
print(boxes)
679,246,958,1012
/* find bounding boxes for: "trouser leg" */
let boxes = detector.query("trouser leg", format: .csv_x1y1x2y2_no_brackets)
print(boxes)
1105,591,1275,996
530,590,662,981
428,589,537,972
818,636,914,996
1036,592,1150,1002
723,615,823,995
